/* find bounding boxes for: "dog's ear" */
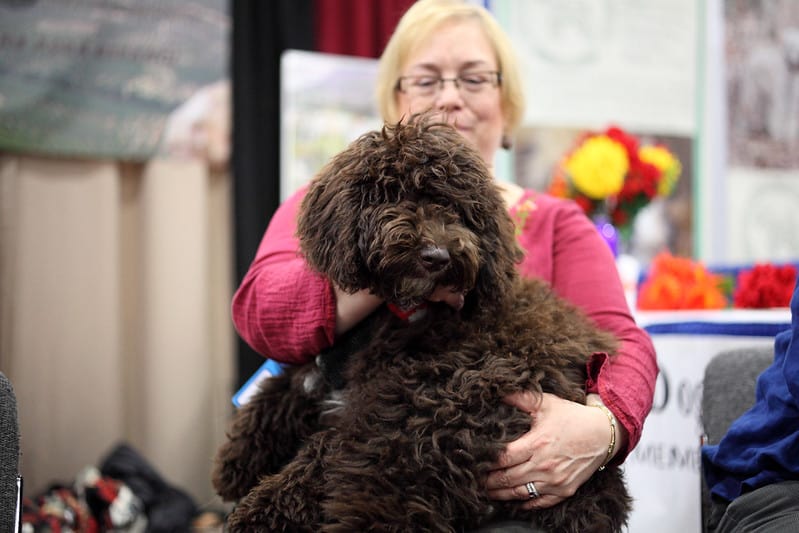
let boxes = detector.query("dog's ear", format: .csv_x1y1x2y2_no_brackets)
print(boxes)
296,132,380,291
469,187,524,309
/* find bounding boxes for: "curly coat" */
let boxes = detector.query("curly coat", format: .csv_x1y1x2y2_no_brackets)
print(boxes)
212,116,632,532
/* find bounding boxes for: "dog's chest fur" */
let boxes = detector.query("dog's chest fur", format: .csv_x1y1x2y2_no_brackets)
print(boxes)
309,277,619,527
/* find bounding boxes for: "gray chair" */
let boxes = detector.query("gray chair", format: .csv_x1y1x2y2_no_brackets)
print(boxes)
0,371,21,533
700,346,775,532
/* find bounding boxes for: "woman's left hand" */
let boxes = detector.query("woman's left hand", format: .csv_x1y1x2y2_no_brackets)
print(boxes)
484,392,626,509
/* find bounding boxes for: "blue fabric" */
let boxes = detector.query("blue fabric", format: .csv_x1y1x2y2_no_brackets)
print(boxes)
644,322,788,338
702,279,799,502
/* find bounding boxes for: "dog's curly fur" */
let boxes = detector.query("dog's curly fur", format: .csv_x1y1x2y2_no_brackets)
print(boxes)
212,116,632,532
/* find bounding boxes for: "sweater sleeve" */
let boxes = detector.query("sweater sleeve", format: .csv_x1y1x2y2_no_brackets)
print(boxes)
543,199,658,461
231,187,338,364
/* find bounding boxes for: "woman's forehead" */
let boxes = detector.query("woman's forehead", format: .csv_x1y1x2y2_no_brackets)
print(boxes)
402,19,497,72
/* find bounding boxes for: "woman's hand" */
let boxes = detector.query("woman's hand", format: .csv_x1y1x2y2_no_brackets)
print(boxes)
334,284,465,335
427,285,466,310
333,287,383,335
484,392,627,509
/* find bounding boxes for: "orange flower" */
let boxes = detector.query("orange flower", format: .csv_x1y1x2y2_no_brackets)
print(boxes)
636,273,684,310
637,252,727,310
548,169,570,199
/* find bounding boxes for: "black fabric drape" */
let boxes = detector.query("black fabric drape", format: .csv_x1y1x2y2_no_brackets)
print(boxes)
231,0,313,388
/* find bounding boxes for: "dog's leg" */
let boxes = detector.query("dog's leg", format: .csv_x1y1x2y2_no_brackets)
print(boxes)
226,430,332,532
211,365,328,501
503,467,630,533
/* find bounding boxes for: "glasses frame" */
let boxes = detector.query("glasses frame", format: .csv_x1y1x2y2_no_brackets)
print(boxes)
395,71,502,97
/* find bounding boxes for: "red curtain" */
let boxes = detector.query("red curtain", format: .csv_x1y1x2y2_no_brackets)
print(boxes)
314,0,417,58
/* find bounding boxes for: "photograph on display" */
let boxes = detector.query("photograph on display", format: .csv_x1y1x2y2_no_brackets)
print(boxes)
724,0,799,261
280,50,382,200
726,0,799,168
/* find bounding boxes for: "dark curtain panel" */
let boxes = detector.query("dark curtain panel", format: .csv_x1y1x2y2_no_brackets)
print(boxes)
231,0,313,387
314,0,416,58
231,0,415,389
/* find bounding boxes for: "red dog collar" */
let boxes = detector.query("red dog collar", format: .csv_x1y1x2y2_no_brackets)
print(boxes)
387,302,428,322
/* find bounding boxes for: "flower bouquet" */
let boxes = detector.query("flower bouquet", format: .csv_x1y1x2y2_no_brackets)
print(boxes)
548,126,682,249
733,263,797,308
637,252,728,310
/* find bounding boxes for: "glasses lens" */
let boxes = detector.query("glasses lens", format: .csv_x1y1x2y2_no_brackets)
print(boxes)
458,72,496,92
404,76,439,97
398,72,499,97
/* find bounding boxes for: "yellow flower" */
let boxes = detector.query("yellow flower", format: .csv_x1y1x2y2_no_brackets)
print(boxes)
564,135,628,200
639,145,682,196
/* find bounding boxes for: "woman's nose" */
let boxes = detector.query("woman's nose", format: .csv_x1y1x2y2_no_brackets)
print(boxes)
434,81,464,110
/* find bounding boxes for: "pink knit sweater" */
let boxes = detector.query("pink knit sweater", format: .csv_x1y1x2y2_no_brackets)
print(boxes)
231,187,657,460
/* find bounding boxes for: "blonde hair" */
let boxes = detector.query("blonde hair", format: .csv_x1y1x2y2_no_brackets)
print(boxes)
375,0,525,142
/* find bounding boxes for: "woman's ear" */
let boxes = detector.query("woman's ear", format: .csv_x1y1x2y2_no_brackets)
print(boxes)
501,132,513,150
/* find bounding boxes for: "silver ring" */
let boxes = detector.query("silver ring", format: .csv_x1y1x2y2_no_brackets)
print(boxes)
525,481,540,499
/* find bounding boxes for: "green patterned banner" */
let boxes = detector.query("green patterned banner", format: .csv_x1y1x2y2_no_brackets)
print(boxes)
0,0,229,160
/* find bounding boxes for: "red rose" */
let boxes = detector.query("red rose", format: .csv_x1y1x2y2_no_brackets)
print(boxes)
733,264,797,308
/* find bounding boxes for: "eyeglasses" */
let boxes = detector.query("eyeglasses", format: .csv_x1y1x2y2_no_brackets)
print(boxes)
395,71,501,98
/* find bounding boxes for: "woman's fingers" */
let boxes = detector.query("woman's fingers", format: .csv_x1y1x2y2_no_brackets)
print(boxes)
486,393,612,509
427,285,465,309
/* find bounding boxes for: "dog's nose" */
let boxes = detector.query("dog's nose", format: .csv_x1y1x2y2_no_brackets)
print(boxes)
420,245,450,271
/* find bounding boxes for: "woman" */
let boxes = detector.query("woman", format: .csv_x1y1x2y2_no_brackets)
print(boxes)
232,0,657,517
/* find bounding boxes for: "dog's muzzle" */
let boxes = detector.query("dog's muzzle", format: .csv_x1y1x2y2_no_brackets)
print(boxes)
420,245,450,272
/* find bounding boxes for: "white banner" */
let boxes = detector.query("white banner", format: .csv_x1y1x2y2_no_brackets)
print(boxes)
624,310,790,532
495,0,699,135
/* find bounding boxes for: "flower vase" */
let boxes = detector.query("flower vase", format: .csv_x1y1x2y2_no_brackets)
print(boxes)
593,215,619,257
593,215,641,311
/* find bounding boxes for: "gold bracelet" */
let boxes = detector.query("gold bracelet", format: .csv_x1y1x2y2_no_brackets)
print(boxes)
590,403,616,471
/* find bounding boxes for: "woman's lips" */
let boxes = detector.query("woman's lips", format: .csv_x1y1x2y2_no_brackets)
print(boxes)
446,116,470,130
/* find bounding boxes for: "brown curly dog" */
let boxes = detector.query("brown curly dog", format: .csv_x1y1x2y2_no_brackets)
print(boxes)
212,115,631,532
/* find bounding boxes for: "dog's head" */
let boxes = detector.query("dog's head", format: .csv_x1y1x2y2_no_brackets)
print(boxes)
297,114,522,314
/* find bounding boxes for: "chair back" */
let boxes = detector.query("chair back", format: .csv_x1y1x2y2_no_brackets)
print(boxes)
0,372,21,533
700,346,774,532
